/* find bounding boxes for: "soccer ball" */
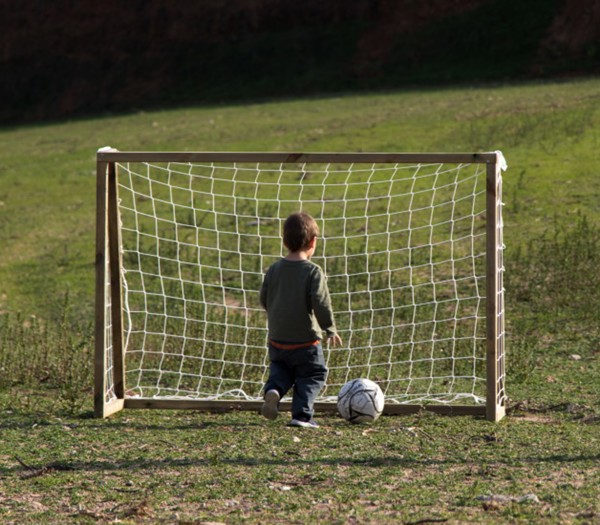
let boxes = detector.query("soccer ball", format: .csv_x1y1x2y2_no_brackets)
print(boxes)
337,378,385,424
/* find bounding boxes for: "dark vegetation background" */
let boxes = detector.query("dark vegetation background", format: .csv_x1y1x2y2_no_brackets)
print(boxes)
1,0,599,124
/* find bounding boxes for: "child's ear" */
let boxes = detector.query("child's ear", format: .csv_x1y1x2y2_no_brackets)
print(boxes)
309,236,317,249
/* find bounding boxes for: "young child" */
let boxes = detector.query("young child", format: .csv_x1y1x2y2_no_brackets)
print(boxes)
259,211,342,428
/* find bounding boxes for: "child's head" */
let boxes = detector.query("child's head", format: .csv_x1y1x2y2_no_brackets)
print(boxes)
283,212,320,253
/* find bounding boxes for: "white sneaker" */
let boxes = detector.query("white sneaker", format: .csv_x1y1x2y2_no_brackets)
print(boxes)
261,389,280,420
288,418,319,428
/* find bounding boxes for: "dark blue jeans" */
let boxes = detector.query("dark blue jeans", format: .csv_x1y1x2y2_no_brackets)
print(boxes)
264,342,328,421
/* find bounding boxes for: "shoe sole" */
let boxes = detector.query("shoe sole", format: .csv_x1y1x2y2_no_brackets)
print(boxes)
261,390,280,420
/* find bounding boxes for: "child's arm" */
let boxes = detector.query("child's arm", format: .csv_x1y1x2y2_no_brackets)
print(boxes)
259,266,270,310
310,268,342,345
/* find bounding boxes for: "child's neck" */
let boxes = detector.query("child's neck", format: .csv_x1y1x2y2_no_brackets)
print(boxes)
285,250,310,261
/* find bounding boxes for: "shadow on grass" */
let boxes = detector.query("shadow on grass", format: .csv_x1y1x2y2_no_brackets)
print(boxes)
0,414,268,431
3,450,600,478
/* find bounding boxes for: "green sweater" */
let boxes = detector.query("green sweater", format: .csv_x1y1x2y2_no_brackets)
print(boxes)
260,258,337,343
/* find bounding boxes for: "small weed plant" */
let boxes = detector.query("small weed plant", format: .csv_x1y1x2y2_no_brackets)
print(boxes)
0,294,93,414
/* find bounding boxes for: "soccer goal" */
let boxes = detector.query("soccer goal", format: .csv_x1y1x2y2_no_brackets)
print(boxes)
95,150,507,421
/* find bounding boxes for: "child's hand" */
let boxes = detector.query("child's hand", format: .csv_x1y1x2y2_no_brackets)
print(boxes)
327,334,343,347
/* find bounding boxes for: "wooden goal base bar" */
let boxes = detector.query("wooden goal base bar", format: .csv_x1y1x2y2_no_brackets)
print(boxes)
115,397,497,418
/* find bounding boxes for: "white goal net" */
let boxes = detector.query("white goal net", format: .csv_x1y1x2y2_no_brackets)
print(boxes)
96,151,506,420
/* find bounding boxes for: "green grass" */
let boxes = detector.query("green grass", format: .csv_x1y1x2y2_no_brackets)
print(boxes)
1,77,600,523
0,408,598,524
2,78,599,316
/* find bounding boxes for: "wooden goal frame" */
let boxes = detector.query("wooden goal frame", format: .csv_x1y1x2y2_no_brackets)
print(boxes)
95,151,506,421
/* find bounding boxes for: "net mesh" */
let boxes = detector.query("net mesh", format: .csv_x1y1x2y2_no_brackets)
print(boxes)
104,158,501,405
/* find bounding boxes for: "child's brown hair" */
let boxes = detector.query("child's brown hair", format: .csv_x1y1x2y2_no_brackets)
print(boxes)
283,212,320,252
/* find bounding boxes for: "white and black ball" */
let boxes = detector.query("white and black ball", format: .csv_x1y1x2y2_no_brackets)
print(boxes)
337,378,385,424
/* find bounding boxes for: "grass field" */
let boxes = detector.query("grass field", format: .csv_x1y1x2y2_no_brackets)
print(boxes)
1,78,599,524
